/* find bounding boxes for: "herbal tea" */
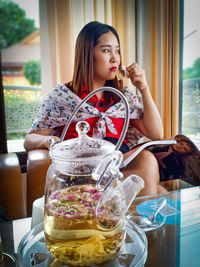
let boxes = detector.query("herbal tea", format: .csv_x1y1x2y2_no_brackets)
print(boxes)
44,184,125,266
116,66,127,80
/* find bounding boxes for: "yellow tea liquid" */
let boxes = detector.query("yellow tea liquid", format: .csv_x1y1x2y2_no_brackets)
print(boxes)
44,184,125,266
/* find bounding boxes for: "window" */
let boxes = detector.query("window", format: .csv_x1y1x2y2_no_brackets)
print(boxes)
1,0,41,153
181,0,200,149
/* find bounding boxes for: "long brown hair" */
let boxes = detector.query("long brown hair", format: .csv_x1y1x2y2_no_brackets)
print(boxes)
67,21,124,103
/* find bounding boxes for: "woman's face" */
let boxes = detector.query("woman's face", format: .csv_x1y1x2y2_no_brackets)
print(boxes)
93,31,120,88
173,140,192,154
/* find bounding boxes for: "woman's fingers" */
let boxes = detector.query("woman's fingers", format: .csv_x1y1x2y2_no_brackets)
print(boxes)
126,63,148,91
45,136,60,149
127,68,143,78
127,63,143,76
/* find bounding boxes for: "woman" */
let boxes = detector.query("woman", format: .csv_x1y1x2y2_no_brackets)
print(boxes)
24,21,166,196
149,135,200,181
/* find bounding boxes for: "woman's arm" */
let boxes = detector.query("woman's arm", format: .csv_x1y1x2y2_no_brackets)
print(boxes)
24,128,60,152
127,63,163,140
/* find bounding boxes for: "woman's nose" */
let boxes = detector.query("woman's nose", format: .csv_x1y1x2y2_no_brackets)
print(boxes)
110,52,117,62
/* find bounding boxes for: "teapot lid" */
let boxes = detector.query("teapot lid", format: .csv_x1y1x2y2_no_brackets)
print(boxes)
49,121,116,160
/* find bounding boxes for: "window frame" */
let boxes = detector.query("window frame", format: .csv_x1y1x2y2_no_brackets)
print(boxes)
179,0,184,134
0,54,27,172
0,54,7,154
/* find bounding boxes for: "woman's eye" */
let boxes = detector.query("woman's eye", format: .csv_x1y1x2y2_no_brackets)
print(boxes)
116,49,120,54
103,48,110,53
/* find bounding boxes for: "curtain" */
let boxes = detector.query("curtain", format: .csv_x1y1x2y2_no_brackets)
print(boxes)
39,0,136,97
136,0,181,138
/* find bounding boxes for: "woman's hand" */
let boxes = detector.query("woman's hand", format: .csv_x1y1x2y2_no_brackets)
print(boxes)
126,63,163,140
24,128,60,152
126,63,148,92
43,135,61,149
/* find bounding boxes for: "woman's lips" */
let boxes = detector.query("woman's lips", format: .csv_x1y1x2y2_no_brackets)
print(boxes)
109,67,117,71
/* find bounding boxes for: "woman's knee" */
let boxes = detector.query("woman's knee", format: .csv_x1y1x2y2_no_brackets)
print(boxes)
139,150,159,176
132,149,158,169
122,149,159,179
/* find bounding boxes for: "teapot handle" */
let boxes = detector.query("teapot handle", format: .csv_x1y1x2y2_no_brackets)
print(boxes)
60,86,130,151
93,150,124,191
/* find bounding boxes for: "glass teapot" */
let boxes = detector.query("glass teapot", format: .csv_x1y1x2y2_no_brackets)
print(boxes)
44,87,144,266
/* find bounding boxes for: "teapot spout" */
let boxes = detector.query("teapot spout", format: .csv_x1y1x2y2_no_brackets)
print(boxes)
96,175,144,225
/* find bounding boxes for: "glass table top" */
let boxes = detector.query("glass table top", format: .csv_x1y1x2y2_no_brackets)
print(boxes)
128,186,200,267
0,186,200,267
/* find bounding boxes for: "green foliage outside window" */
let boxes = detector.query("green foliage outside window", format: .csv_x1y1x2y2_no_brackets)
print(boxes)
23,60,41,85
0,0,40,141
182,57,200,135
183,58,200,80
0,0,36,49
4,89,42,139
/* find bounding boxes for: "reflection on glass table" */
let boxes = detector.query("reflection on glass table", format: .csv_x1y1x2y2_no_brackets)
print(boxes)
0,232,17,267
126,197,167,231
1,186,200,267
128,186,200,267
